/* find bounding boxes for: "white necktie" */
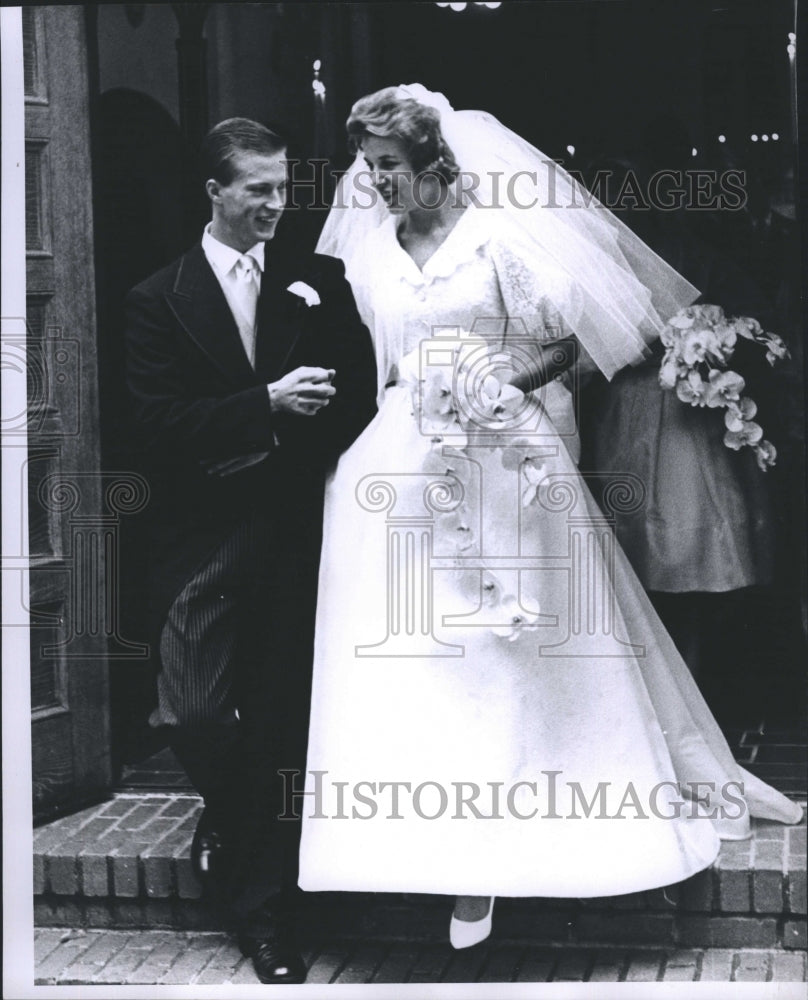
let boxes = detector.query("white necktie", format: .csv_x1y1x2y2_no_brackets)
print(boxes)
235,254,259,319
234,254,260,365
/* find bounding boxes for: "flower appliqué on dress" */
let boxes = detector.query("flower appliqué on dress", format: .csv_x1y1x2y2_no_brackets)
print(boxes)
410,335,544,641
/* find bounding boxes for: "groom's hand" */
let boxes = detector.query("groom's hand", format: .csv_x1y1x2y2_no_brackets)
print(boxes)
268,367,336,416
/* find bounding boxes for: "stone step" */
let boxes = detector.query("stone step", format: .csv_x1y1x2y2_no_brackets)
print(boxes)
34,793,807,950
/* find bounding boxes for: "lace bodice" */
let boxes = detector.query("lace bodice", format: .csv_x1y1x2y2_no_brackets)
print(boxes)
343,204,585,397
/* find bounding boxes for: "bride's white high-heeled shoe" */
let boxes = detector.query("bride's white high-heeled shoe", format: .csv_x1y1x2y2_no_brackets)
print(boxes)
449,897,495,949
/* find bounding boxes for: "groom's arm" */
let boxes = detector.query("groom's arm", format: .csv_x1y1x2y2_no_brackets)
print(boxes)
124,284,276,460
124,283,335,463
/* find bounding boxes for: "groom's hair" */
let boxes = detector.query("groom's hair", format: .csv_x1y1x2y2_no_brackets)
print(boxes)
200,118,287,187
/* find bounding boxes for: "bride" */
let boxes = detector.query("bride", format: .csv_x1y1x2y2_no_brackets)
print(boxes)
298,84,801,948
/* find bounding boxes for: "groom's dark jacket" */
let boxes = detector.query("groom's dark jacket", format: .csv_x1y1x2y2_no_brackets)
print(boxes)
124,236,377,639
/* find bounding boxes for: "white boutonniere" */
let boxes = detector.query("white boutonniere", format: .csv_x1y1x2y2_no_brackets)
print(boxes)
286,281,321,307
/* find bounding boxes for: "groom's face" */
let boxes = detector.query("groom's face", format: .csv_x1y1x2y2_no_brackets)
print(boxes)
207,149,287,251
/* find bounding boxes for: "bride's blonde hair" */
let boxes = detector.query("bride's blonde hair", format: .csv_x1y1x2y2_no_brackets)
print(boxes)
346,87,460,184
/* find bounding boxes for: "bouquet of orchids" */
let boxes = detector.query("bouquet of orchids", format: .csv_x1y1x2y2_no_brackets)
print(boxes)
658,304,790,470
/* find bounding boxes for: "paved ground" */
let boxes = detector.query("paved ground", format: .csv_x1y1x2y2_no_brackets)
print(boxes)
32,927,808,985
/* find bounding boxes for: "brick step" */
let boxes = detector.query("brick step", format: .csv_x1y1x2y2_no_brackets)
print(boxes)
33,929,808,986
34,793,807,950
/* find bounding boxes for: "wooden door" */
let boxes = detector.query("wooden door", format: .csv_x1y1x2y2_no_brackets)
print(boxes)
23,6,145,821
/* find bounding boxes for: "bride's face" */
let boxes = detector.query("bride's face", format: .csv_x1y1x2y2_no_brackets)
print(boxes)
361,134,421,216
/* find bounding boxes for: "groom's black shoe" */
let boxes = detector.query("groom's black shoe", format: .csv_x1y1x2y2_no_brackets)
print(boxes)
238,929,307,984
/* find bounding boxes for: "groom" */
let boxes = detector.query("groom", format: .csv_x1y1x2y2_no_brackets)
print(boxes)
124,118,376,983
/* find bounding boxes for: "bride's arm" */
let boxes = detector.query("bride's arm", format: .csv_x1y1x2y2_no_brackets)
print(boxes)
490,235,598,393
506,336,587,393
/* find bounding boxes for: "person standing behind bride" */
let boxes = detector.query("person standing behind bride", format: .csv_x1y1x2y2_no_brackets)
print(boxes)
298,85,802,950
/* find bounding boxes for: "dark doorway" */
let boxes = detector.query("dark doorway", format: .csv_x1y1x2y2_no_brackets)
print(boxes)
92,87,193,777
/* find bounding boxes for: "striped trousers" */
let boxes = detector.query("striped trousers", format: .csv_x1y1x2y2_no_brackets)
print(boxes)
155,518,260,728
152,510,319,925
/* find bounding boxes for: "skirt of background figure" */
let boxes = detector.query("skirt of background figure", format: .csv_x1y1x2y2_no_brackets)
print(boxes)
578,128,805,730
581,344,799,728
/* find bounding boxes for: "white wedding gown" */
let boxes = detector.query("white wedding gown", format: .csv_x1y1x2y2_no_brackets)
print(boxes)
298,205,801,897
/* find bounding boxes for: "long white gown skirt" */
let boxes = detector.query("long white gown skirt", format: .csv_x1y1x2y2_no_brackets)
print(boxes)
298,380,802,898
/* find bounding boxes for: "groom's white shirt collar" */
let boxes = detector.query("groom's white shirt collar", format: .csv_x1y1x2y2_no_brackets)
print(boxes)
202,224,265,277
